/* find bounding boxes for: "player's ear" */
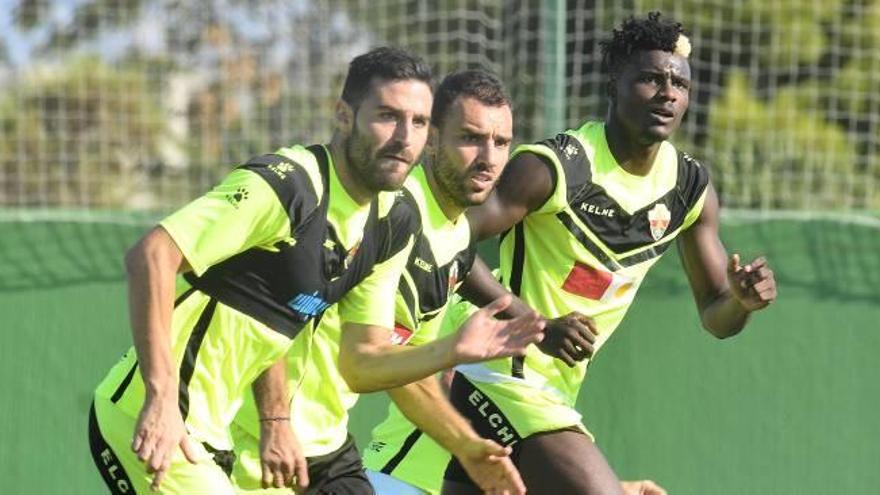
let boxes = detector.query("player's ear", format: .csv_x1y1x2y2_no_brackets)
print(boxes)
334,100,354,136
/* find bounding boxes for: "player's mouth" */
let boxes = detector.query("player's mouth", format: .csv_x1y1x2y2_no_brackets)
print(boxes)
648,106,675,123
468,171,496,190
382,154,412,164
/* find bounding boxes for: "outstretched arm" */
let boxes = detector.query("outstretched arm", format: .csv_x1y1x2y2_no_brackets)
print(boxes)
677,184,777,338
389,377,525,495
459,256,599,366
338,295,544,393
126,227,199,489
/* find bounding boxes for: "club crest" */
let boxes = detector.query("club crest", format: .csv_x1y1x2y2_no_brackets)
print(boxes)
647,203,671,241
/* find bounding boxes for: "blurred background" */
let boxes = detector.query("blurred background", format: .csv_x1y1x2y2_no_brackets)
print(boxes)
0,1,877,493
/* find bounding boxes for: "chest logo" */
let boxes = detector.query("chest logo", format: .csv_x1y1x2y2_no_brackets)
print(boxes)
579,202,615,218
647,203,671,241
414,257,433,273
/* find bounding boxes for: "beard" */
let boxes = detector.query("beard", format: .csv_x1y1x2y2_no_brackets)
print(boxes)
432,147,492,210
344,124,414,194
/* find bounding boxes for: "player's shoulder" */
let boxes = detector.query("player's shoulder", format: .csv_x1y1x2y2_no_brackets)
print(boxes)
236,144,327,224
382,187,422,233
673,146,711,192
241,144,324,196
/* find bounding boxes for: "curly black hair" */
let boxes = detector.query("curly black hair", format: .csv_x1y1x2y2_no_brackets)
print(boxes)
600,11,687,77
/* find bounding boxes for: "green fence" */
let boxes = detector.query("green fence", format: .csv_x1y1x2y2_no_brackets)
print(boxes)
1,217,877,494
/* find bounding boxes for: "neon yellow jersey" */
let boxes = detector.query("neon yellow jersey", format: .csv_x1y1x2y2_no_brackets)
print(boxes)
233,165,474,467
95,144,406,450
456,121,709,409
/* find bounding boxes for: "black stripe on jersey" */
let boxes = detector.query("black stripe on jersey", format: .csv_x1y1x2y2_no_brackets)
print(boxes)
174,286,197,307
535,132,591,199
509,222,526,378
109,362,138,404
178,297,219,420
536,131,710,255
380,428,424,475
380,189,422,263
556,210,680,270
238,150,321,231
563,151,709,254
556,211,621,272
618,237,676,268
109,288,198,405
88,402,137,494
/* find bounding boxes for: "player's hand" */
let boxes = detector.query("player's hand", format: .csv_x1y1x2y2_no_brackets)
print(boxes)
621,479,668,495
131,392,199,490
259,419,309,492
452,295,545,364
536,311,599,366
454,438,525,495
727,254,777,312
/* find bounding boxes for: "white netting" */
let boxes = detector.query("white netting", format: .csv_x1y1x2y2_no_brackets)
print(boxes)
0,0,877,216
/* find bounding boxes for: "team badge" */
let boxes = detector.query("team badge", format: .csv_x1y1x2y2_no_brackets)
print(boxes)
647,203,671,241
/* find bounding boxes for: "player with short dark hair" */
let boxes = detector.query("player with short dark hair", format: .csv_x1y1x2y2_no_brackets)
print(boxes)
229,68,537,495
88,47,542,494
435,12,777,495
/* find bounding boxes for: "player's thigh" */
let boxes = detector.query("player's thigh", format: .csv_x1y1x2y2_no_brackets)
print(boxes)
91,398,236,494
517,429,623,495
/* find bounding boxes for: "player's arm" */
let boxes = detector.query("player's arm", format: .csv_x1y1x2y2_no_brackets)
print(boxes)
128,169,290,488
459,253,599,367
338,295,543,393
251,360,309,491
467,151,555,240
677,183,777,339
388,376,525,495
125,227,199,489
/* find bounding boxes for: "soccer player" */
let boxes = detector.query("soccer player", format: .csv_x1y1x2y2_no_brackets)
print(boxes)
88,47,541,494
435,12,777,495
230,69,538,494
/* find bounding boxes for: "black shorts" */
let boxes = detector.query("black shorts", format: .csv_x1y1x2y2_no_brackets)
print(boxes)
305,435,374,495
441,373,584,488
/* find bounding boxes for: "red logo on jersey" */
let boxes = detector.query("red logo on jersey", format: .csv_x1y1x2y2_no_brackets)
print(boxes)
562,262,613,300
391,323,413,345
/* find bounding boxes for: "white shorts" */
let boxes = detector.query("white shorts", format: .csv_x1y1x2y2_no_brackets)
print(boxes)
366,470,430,495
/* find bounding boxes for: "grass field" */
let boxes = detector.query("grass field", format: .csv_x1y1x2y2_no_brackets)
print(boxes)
1,217,877,494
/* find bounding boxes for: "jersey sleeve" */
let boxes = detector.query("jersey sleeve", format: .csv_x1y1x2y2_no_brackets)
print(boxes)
338,234,415,328
406,306,445,346
160,169,290,276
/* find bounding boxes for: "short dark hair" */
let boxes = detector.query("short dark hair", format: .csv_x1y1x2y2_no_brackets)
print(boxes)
340,46,433,108
600,11,687,77
431,69,512,127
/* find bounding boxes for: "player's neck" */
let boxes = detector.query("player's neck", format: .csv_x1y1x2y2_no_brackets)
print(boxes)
424,162,465,221
604,120,662,177
328,136,374,206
